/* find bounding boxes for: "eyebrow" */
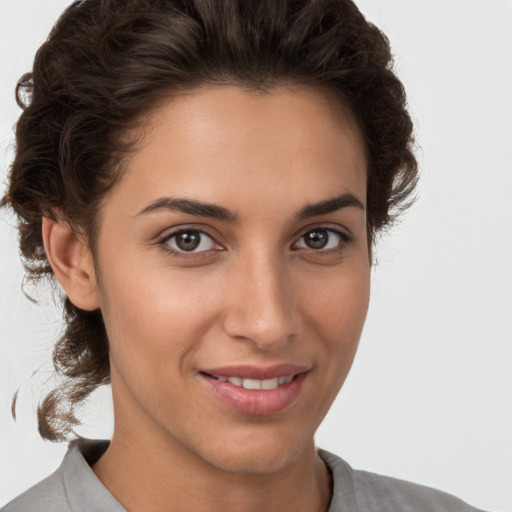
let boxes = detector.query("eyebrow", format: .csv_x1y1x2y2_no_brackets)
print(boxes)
136,197,238,221
136,192,364,222
296,193,364,220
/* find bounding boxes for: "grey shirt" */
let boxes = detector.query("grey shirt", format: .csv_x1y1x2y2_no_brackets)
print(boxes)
2,438,485,511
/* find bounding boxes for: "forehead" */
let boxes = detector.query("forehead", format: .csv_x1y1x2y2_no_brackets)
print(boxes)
106,84,367,217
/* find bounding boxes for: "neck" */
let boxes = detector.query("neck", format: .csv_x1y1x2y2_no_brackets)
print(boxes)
92,368,333,512
92,426,332,512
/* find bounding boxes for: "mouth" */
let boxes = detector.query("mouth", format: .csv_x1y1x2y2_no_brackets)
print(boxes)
198,364,309,415
203,374,294,390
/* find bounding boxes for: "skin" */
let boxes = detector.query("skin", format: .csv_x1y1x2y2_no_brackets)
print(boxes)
43,84,370,512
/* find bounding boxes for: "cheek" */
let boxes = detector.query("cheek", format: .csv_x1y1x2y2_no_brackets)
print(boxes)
98,262,222,367
98,268,224,421
293,264,370,420
300,264,370,345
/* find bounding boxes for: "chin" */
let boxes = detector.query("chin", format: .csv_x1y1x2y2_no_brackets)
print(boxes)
186,424,316,476
203,447,303,476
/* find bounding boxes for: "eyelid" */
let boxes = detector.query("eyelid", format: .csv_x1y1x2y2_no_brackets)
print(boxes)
156,226,224,256
292,225,353,252
154,223,353,259
295,223,353,242
155,224,220,243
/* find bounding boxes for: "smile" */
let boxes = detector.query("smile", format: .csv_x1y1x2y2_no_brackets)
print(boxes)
199,364,309,415
209,375,294,390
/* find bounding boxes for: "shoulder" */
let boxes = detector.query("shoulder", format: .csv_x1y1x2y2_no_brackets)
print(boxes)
1,467,69,512
351,469,486,512
319,449,487,512
1,438,117,512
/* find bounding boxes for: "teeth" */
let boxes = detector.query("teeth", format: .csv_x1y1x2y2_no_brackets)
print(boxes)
214,375,294,390
261,377,279,390
243,378,261,390
229,377,242,386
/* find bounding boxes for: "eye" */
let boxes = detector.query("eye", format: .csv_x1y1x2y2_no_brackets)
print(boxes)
295,228,346,251
162,230,219,253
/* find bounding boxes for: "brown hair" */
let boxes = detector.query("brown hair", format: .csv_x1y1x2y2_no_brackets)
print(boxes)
2,0,417,441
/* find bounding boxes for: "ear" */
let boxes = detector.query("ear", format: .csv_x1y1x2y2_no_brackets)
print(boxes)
42,215,100,311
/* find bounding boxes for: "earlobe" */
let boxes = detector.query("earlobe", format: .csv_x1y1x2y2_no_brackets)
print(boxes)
41,216,100,311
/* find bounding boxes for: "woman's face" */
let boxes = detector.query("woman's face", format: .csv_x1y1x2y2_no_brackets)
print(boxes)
93,85,370,474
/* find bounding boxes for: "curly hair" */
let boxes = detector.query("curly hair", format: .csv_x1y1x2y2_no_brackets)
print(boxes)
2,0,417,441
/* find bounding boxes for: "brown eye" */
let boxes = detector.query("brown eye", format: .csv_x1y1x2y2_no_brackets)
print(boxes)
303,230,329,249
296,229,345,250
176,232,201,251
165,230,217,253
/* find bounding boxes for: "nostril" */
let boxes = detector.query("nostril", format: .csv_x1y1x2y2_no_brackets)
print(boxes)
222,276,297,348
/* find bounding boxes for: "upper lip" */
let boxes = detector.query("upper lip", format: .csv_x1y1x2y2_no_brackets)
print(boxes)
200,364,309,380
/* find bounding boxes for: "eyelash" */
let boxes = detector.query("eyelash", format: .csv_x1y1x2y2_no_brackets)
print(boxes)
156,226,353,259
292,228,353,254
156,228,220,260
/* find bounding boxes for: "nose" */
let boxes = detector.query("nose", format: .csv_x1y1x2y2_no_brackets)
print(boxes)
222,252,298,351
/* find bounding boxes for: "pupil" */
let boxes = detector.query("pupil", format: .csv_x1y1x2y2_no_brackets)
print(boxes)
305,230,328,249
176,232,200,251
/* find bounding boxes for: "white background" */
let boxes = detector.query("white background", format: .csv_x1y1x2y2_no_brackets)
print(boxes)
0,1,511,510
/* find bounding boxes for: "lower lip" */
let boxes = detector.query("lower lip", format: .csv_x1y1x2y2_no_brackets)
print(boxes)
200,373,307,415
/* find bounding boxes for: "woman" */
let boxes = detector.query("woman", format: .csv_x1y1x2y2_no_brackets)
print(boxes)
0,0,488,511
